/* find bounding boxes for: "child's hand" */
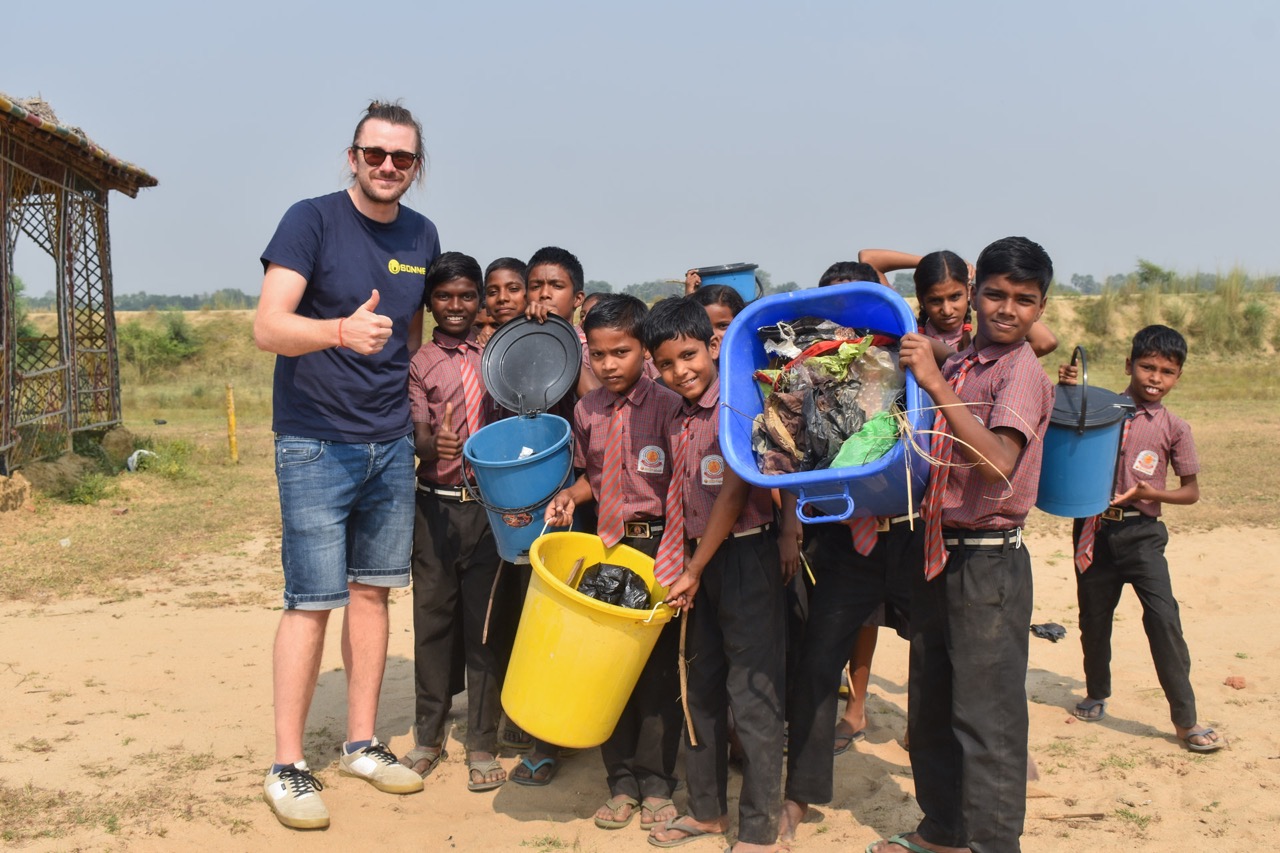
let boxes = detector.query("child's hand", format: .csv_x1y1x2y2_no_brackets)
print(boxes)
544,489,576,527
1057,363,1079,385
777,528,800,584
899,332,943,393
434,402,463,459
684,270,702,294
476,325,494,347
1114,481,1158,505
524,301,552,324
663,571,700,611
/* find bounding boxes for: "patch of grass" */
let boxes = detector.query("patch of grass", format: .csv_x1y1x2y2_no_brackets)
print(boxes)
1113,807,1151,829
1099,753,1137,770
15,737,53,753
521,835,569,851
1236,652,1250,659
59,471,116,505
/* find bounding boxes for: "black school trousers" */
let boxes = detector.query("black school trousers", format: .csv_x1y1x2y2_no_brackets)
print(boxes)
1073,516,1197,728
598,533,683,801
785,521,915,805
685,530,786,845
411,491,508,754
909,530,1032,853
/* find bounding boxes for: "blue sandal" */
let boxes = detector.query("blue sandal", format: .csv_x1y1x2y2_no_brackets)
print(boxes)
511,755,559,786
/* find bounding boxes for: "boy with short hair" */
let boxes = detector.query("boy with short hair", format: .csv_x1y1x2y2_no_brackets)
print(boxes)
403,252,509,792
484,256,528,330
872,236,1056,853
1063,324,1223,752
644,296,800,853
543,293,686,829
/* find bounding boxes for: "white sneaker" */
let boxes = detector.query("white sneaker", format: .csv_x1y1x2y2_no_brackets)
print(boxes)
263,761,329,829
339,737,425,794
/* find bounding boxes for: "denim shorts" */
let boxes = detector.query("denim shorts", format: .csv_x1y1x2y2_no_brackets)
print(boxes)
275,433,415,610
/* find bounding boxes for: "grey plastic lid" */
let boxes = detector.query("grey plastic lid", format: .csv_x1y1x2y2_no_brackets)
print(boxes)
481,314,581,415
1050,384,1134,431
693,262,758,276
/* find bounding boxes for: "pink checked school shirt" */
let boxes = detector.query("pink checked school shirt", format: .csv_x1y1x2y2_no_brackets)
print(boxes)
407,329,493,487
675,377,773,540
1114,394,1198,518
573,376,683,521
936,341,1054,530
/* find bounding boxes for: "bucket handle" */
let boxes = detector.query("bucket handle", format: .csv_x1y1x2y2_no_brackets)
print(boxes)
1071,345,1089,435
794,488,854,524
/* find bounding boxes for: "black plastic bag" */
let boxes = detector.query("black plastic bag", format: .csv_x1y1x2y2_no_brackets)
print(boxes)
576,563,651,610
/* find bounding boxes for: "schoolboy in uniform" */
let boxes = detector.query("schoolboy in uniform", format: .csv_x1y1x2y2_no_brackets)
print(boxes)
644,297,800,853
484,256,528,331
779,262,916,843
509,245,599,785
544,294,686,830
871,236,1055,853
403,252,509,792
1063,325,1223,752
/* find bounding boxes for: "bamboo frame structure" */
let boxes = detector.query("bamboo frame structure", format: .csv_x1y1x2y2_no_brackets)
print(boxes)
0,94,156,474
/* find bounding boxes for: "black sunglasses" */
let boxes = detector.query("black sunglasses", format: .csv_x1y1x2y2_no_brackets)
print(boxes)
353,146,419,170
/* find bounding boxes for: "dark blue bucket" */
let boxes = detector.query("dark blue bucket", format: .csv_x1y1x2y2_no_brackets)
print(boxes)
1036,347,1135,518
719,282,932,523
464,414,573,562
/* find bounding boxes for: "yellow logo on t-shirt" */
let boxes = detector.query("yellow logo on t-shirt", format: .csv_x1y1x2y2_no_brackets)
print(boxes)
388,258,426,275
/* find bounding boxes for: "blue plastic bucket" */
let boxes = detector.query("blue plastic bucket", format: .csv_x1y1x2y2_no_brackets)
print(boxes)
464,414,573,562
1036,347,1134,518
696,263,759,304
719,282,932,523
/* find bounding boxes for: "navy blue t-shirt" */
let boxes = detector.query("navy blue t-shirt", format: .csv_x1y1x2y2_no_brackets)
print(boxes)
261,190,440,442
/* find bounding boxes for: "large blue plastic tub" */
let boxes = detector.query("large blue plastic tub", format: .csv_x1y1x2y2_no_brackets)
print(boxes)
719,282,932,523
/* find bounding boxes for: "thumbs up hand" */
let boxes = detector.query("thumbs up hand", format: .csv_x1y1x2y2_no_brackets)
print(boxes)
434,402,463,460
340,289,394,355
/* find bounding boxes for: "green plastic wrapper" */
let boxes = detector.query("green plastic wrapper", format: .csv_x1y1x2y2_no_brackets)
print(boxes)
831,411,898,469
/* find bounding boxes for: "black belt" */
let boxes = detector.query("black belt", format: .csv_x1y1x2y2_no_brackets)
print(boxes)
622,519,665,539
416,482,473,502
942,527,1022,550
1101,506,1153,523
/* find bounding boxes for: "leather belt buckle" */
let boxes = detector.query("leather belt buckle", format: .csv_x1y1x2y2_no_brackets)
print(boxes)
625,521,652,539
1101,507,1124,522
876,517,890,533
458,488,472,503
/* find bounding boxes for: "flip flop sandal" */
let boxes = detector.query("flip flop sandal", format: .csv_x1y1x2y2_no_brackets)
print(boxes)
511,755,558,787
865,832,936,853
640,798,676,830
401,745,447,779
467,756,507,792
594,794,639,829
1181,727,1225,753
648,816,724,848
833,725,866,756
1073,698,1107,721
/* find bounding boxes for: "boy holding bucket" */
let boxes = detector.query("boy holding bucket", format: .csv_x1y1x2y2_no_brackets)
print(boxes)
542,294,686,829
1061,325,1223,752
403,252,511,792
873,237,1055,853
645,296,801,853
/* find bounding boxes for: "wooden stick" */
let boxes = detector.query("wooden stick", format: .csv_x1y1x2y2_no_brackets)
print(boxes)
1035,813,1106,821
481,560,504,645
679,611,697,747
565,557,586,590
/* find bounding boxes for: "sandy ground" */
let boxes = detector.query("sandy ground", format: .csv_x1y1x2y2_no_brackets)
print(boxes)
2,526,1277,852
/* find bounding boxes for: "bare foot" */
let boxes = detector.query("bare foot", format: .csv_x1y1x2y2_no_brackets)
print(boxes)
778,799,807,842
866,833,970,853
593,794,637,827
648,814,727,846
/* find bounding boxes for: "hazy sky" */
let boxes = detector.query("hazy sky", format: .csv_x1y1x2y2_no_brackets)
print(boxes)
6,1,1278,297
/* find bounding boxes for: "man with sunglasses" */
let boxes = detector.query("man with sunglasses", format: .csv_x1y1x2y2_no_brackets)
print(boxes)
254,100,440,830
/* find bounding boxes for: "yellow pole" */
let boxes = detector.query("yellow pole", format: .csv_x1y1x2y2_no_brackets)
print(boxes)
226,382,239,464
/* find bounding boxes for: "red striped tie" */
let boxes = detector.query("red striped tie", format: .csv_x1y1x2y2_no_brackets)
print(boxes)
456,343,484,439
1075,415,1133,573
921,355,976,580
653,415,691,587
597,398,627,547
849,517,880,557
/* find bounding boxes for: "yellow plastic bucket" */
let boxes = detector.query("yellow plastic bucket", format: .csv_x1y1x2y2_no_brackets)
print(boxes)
502,532,676,749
